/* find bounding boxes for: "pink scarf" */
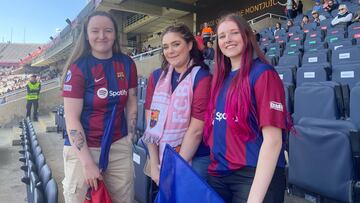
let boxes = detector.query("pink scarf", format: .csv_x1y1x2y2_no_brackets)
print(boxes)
143,65,201,162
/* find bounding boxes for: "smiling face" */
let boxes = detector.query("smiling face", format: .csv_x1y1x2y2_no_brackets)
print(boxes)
87,15,116,59
217,20,244,66
162,32,193,71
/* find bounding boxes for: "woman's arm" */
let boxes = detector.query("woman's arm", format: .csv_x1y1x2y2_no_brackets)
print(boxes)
145,109,161,185
179,117,204,163
64,97,101,190
247,126,283,203
126,87,137,143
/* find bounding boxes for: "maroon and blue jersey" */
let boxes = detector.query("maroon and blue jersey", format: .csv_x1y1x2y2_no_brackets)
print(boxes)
208,58,287,176
62,53,137,147
145,66,211,157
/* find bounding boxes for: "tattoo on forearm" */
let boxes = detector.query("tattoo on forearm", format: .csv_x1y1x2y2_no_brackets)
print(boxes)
128,114,137,135
69,129,85,151
132,88,137,97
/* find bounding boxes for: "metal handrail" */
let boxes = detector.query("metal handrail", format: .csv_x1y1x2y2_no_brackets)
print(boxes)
0,77,59,99
247,12,287,25
131,47,162,61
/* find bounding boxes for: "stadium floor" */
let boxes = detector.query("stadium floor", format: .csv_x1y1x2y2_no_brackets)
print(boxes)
0,113,309,203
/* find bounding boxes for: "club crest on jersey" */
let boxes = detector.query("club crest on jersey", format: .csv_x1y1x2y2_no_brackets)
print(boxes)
117,72,125,80
150,109,160,128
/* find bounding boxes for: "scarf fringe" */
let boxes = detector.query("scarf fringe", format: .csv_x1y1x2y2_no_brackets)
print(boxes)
141,133,161,145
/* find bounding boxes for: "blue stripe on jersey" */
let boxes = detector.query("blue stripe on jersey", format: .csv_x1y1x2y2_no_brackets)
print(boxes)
213,70,238,173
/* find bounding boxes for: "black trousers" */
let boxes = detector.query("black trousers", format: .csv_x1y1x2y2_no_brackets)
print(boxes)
207,167,286,203
26,100,39,119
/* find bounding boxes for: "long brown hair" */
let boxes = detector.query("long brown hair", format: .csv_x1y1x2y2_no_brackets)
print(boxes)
60,11,122,88
160,23,208,75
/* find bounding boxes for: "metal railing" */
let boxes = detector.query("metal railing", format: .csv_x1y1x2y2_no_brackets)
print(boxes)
123,14,147,28
131,47,162,61
0,77,60,105
247,13,287,25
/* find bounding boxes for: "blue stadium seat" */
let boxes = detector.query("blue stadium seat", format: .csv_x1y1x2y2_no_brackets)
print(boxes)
350,83,360,128
296,66,329,86
292,82,345,123
39,164,52,191
45,178,58,203
325,34,345,45
275,66,296,85
332,63,360,89
278,54,301,67
289,118,359,203
302,22,317,33
283,82,295,114
302,51,329,66
328,39,353,51
133,144,152,203
332,47,360,65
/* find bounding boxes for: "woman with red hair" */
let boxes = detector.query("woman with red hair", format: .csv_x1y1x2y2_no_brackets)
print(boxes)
204,14,291,203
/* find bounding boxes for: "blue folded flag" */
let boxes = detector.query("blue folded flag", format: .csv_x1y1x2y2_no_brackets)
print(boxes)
155,144,225,203
99,106,116,172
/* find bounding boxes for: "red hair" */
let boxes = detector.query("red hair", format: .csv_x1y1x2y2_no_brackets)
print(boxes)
204,14,269,143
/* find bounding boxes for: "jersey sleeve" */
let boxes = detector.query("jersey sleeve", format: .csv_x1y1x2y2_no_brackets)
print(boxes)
191,75,211,121
129,59,138,89
254,70,287,130
144,73,155,110
61,64,85,98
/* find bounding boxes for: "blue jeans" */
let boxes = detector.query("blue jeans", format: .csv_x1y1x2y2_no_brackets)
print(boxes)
192,155,210,180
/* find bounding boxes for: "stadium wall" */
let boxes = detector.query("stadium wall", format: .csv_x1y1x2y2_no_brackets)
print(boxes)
0,86,62,127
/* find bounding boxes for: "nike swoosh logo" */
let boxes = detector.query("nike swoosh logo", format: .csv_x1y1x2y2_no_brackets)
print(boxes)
94,77,104,83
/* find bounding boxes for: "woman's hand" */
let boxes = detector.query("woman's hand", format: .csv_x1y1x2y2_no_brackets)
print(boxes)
150,163,160,186
82,161,102,190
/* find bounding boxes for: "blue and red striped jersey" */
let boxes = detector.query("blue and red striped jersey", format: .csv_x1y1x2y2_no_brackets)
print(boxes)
208,59,287,176
62,53,137,147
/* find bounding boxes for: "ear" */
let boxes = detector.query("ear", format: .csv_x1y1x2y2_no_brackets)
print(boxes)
187,41,193,52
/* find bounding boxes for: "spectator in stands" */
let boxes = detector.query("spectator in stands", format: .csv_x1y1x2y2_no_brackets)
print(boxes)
286,0,296,19
323,0,339,14
331,4,353,26
274,22,284,35
313,0,323,12
201,22,214,46
286,19,294,32
312,10,327,25
301,15,311,29
352,3,360,22
143,23,211,185
297,0,304,15
61,11,137,203
205,13,291,203
253,29,261,42
26,74,41,121
203,41,215,67
195,32,204,51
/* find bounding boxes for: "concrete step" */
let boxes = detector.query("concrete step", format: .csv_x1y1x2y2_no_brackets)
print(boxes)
38,113,57,133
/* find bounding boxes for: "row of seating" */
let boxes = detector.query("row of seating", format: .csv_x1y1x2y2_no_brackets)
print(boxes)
19,118,58,203
288,82,360,202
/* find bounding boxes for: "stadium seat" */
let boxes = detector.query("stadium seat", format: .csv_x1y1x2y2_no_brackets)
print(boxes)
36,153,46,173
45,178,58,203
278,54,301,67
301,51,329,67
133,143,152,203
289,118,359,203
283,82,295,114
39,164,52,191
332,63,360,89
328,39,353,51
334,46,360,64
325,34,345,45
33,187,45,203
296,66,329,86
350,83,360,128
275,66,296,85
292,82,345,123
302,22,317,33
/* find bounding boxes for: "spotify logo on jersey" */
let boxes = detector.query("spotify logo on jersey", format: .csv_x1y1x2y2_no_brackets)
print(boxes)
97,88,108,99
